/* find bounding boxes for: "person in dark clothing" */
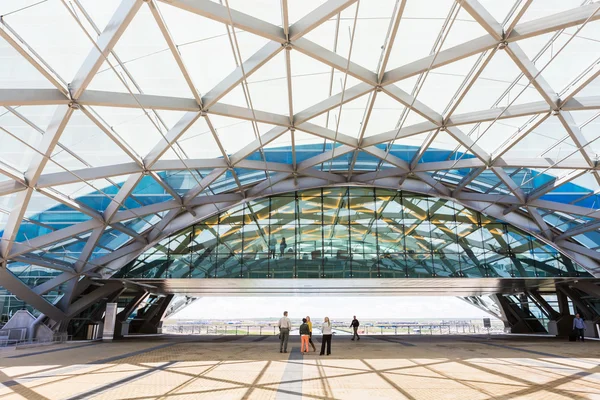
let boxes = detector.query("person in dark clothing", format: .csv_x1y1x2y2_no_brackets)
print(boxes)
573,313,586,342
350,315,360,341
280,237,287,257
299,318,310,353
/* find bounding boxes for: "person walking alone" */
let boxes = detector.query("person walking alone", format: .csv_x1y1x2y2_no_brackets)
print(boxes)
280,237,287,257
350,315,360,341
299,318,310,353
320,317,332,356
573,313,586,342
278,311,291,353
306,316,316,352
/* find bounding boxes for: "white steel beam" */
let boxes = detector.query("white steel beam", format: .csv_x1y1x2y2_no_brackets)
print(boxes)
36,187,103,221
103,173,144,223
32,273,77,296
0,21,68,96
361,121,438,147
182,168,228,204
66,282,124,318
158,0,285,43
208,102,290,126
9,219,103,259
292,38,378,86
556,110,595,166
556,220,600,241
79,90,200,111
492,113,550,162
148,0,203,105
460,0,503,40
412,172,451,197
294,82,373,124
12,255,74,274
288,0,357,41
448,100,549,126
491,167,525,203
0,89,68,107
144,112,201,168
202,41,283,108
382,85,443,125
297,145,354,170
36,162,141,188
452,166,485,194
230,126,289,164
73,228,105,274
236,159,293,172
529,199,600,220
1,106,73,258
0,189,33,259
151,159,227,170
351,168,406,183
112,199,181,223
296,122,358,147
300,169,346,183
445,126,490,163
247,172,292,197
382,35,498,85
0,180,26,196
507,2,600,42
0,268,67,321
526,170,587,202
413,158,483,172
361,146,410,172
562,96,600,111
26,106,74,186
505,42,558,108
70,0,143,99
80,106,142,166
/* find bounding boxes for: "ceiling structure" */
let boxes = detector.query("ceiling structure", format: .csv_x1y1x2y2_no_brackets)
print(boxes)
1,0,600,319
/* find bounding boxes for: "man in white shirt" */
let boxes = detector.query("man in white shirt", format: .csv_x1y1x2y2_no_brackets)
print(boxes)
278,311,291,353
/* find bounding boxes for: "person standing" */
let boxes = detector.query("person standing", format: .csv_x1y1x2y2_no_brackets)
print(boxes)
280,237,287,257
306,316,316,352
278,311,291,353
269,237,277,259
573,313,586,342
320,317,332,356
350,315,360,341
299,318,310,353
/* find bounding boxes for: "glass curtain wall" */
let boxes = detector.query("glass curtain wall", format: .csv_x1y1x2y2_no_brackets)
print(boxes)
117,188,591,279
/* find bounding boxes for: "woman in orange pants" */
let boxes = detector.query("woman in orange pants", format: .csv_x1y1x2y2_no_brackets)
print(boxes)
299,318,310,353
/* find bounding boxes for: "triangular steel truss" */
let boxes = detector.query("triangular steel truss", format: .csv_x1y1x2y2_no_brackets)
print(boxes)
1,0,600,321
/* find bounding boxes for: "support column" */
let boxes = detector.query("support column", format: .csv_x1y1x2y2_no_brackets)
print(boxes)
102,303,118,341
115,292,149,338
491,294,547,334
130,294,174,334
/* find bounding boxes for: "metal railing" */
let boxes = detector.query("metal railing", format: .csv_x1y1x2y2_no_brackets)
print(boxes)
163,323,506,336
0,328,71,348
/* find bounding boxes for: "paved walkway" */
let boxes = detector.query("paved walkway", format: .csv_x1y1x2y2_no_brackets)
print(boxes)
0,334,599,399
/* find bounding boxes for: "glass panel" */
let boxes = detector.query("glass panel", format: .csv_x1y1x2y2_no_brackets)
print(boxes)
114,188,591,279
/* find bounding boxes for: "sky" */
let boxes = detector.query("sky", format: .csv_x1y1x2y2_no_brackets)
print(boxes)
169,296,495,320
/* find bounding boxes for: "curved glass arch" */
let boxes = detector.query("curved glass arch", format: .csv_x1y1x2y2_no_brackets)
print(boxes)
117,187,591,280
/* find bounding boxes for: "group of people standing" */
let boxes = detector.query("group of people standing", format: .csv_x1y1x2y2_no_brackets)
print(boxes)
268,237,288,259
278,311,361,355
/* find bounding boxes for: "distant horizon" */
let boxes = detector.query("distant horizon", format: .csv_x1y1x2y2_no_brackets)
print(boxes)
169,296,496,320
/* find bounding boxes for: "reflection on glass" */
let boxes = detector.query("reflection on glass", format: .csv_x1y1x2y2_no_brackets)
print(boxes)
117,188,591,279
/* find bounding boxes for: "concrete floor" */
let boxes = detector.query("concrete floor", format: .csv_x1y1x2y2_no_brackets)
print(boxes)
0,334,599,399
